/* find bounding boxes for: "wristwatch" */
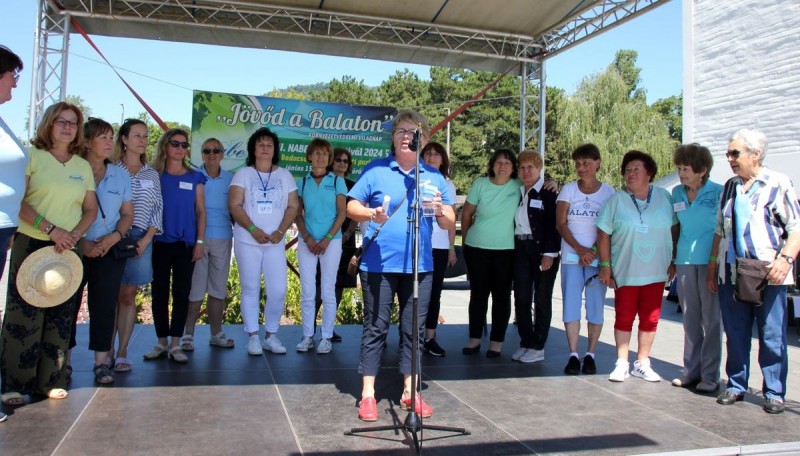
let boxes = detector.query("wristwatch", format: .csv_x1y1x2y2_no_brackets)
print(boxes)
779,253,795,265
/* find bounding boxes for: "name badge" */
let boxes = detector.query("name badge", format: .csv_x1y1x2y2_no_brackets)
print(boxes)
179,181,193,191
140,179,154,189
529,199,543,209
673,202,686,212
257,201,273,214
636,224,649,234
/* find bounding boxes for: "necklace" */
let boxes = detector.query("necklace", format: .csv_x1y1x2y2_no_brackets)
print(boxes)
51,151,70,166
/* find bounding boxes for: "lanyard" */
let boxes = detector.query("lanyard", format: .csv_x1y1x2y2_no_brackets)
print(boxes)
629,185,653,224
255,165,272,197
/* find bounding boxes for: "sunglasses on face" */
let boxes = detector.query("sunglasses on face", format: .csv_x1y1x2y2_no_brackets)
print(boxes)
726,149,742,159
202,148,223,155
169,140,190,149
334,158,349,164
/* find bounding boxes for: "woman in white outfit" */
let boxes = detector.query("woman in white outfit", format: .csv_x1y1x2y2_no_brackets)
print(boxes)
229,128,299,355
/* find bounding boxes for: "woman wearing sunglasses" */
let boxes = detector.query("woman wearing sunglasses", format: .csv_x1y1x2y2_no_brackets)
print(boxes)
555,144,614,375
144,129,206,363
184,138,235,350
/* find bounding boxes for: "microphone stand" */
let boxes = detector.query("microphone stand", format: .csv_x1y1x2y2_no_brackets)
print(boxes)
346,126,470,454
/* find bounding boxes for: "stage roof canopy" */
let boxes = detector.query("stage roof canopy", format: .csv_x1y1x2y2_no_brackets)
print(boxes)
55,0,667,73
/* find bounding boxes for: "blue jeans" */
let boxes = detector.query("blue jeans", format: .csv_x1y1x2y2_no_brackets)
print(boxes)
358,272,431,376
718,282,788,400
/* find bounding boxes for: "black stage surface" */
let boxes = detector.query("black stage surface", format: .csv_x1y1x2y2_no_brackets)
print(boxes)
1,323,798,456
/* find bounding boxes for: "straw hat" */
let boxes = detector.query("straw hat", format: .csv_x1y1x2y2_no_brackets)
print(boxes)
16,246,83,308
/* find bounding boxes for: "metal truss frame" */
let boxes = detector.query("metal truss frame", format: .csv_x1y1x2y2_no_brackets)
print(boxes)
29,0,72,137
31,0,669,145
541,0,670,58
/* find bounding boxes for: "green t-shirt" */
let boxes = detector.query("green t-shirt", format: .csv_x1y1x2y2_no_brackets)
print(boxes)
596,186,675,286
19,147,95,240
464,177,519,250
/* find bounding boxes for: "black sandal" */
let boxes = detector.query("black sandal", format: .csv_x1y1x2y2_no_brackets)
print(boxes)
93,364,115,384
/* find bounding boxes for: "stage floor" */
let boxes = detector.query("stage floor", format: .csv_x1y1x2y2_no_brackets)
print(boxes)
1,322,799,456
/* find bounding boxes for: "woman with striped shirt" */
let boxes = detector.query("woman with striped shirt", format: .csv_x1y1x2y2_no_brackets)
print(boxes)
111,119,163,373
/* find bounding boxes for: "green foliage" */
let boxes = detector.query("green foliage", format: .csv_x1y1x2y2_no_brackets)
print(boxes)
313,75,379,105
651,93,683,142
548,66,675,189
610,50,646,101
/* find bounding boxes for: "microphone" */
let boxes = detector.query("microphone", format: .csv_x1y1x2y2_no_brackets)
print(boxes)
381,195,391,214
409,128,421,152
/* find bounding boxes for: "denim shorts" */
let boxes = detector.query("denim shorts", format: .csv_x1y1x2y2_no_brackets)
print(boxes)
120,226,153,286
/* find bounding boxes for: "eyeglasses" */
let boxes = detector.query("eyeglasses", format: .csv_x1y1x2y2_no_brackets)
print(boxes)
169,140,189,149
423,150,441,157
394,128,417,137
12,72,20,84
54,118,78,129
334,158,349,164
202,148,223,155
725,149,742,159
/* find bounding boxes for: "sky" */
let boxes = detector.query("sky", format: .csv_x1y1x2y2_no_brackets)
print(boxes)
0,1,682,138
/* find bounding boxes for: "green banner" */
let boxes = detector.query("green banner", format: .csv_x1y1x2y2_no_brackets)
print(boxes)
190,90,397,178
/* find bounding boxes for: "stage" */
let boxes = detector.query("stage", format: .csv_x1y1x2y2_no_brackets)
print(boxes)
1,318,799,455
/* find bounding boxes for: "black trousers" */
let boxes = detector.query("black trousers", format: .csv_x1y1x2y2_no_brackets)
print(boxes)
464,245,514,342
152,241,195,338
513,239,560,350
425,248,449,330
70,252,127,351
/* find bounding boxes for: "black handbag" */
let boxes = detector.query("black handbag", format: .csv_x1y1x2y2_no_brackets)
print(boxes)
97,193,137,259
734,257,769,305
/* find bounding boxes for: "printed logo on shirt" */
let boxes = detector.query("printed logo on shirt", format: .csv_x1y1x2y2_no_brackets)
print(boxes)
698,198,716,209
107,190,121,195
68,175,85,183
324,184,336,191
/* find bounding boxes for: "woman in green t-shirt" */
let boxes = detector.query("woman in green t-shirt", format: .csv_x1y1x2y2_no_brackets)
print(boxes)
461,149,519,358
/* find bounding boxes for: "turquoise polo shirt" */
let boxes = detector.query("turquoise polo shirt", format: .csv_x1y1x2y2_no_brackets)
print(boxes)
672,180,723,265
200,165,233,240
86,164,132,241
297,171,347,240
348,155,455,274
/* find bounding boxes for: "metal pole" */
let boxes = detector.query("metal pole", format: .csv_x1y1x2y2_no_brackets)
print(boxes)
445,107,451,155
519,63,527,152
538,59,546,157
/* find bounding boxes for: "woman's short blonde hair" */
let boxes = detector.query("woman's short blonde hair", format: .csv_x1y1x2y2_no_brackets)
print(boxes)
32,102,84,155
517,149,543,169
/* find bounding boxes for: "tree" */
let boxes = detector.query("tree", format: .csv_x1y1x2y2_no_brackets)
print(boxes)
651,93,683,142
313,75,378,105
551,68,675,188
377,69,430,109
609,50,646,102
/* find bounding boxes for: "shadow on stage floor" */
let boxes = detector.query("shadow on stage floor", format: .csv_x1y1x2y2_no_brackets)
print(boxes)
1,323,798,455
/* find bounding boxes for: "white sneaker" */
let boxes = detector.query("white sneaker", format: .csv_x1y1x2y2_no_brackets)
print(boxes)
609,359,630,382
511,347,528,361
296,336,314,352
317,338,332,354
262,335,287,354
519,348,545,363
247,335,263,356
631,359,661,382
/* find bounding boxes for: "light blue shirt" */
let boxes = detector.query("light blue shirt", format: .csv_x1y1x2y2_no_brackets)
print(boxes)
596,186,675,287
86,164,132,241
200,165,233,240
672,180,722,264
297,172,347,241
348,155,454,274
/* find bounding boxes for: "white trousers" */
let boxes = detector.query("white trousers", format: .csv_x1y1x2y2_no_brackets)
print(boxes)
297,237,342,338
233,240,287,334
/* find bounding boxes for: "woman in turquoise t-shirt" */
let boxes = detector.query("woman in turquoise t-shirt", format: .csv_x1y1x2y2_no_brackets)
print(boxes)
597,151,675,384
461,149,519,358
669,143,723,393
